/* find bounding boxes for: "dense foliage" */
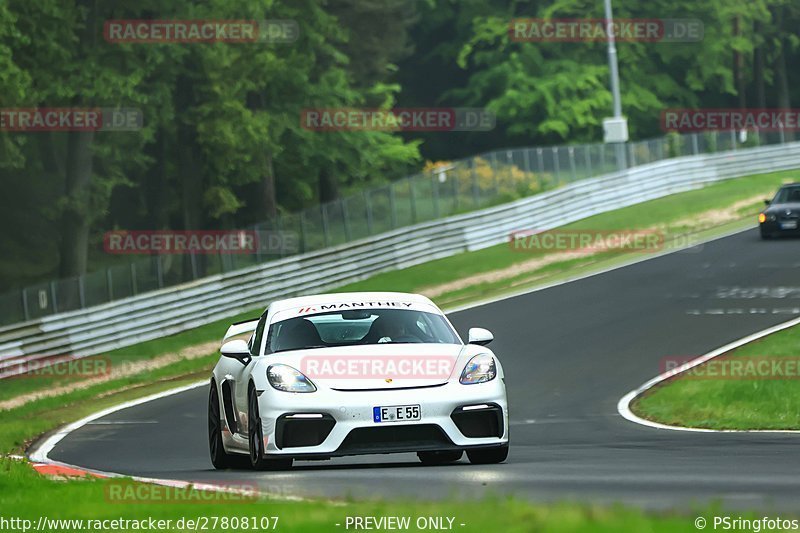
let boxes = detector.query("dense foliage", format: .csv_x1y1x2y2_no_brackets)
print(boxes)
0,0,798,289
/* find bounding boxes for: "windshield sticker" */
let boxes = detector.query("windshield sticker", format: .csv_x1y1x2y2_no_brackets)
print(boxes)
297,302,413,314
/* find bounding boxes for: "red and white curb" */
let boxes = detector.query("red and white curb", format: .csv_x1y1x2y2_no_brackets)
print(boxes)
30,462,106,478
617,315,800,433
22,381,311,502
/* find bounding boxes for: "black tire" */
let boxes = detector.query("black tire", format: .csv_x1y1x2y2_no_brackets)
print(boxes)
466,444,508,465
248,386,293,471
417,450,463,465
760,231,771,240
208,382,247,469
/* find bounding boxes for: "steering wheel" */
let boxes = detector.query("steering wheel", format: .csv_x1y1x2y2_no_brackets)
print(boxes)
387,335,423,343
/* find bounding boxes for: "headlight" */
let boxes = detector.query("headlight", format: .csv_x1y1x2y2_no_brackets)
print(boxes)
459,354,496,385
760,213,776,223
267,365,317,393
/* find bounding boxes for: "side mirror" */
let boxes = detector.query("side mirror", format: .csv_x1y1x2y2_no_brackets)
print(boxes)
764,199,771,206
468,327,494,346
221,339,251,365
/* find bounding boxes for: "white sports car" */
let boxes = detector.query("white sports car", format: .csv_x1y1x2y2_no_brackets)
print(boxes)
208,292,509,470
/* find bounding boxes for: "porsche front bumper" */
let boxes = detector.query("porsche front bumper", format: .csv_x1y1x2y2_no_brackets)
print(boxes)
237,379,508,458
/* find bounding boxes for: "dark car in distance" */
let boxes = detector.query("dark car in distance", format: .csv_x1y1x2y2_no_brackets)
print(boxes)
759,183,800,239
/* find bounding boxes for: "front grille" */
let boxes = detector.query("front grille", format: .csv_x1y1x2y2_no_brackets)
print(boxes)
450,404,504,438
275,414,336,449
337,424,453,455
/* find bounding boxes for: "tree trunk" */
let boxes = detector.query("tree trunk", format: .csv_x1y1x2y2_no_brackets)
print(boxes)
773,6,793,141
733,17,746,109
260,152,278,221
58,0,98,282
246,92,278,223
38,131,63,180
175,73,205,278
753,21,766,109
144,128,170,229
179,142,202,229
58,130,94,279
318,166,339,203
176,73,203,232
775,40,792,141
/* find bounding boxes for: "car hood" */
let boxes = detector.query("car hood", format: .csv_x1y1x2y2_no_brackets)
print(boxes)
766,202,800,213
262,343,469,390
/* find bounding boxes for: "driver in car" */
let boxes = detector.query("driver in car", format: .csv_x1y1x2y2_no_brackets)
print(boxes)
370,315,416,343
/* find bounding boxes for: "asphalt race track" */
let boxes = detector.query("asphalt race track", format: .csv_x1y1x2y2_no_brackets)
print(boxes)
48,228,800,510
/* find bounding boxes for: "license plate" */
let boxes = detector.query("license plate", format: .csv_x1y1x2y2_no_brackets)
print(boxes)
373,404,421,423
781,221,798,230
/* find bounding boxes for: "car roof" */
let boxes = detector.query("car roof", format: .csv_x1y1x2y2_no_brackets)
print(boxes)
267,292,437,314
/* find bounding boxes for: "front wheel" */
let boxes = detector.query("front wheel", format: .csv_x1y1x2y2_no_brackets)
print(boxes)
208,383,247,469
466,444,508,465
248,386,293,471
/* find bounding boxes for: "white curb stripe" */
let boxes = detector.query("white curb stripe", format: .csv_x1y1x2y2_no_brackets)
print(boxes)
617,316,800,433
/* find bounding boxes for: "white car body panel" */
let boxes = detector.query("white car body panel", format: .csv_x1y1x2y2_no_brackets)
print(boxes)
222,319,259,341
210,292,509,460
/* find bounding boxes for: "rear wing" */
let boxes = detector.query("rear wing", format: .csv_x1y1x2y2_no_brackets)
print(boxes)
223,318,260,342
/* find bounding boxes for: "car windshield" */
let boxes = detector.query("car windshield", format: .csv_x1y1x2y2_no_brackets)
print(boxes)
772,186,800,204
265,309,460,354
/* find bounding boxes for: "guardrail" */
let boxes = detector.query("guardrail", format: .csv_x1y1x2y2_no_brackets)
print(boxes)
1,141,799,370
1,129,786,327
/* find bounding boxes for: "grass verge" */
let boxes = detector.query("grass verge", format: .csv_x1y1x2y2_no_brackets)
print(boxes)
0,457,714,532
632,321,800,430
